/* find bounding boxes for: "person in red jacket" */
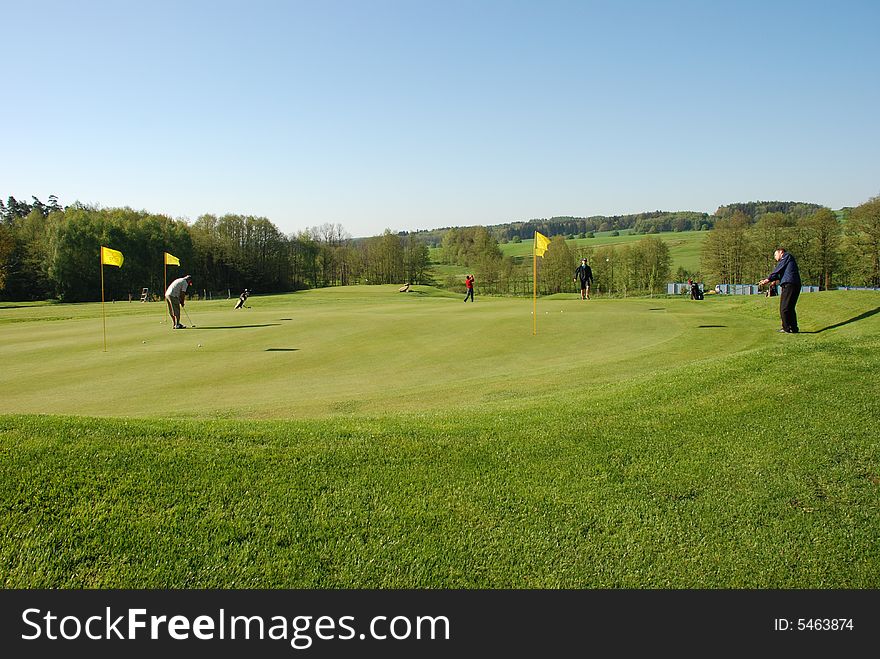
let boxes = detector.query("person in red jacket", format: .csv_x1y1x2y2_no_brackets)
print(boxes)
463,274,474,302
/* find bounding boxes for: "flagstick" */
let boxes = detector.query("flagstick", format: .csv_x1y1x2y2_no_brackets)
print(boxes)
101,249,107,352
533,233,537,336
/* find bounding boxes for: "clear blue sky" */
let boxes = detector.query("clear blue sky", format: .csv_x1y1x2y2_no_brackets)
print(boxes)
2,0,878,237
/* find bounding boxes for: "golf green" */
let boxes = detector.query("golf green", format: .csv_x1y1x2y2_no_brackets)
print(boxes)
3,285,772,419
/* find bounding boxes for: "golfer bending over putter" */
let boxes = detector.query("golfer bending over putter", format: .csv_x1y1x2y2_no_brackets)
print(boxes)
165,274,193,329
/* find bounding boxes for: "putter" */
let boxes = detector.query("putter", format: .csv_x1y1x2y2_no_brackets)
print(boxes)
182,306,196,328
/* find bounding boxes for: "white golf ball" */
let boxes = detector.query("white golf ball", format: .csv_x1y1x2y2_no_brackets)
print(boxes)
197,343,202,347
142,340,146,344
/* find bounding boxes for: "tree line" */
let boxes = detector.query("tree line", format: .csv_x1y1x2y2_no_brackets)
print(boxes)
407,210,716,247
699,198,880,289
393,201,832,249
0,197,430,302
436,225,671,296
4,193,875,302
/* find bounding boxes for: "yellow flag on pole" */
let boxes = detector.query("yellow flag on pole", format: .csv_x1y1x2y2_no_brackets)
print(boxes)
533,232,551,336
534,231,550,257
100,246,124,267
164,252,180,266
99,246,123,351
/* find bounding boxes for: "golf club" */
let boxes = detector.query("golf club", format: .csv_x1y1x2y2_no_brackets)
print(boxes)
182,306,196,328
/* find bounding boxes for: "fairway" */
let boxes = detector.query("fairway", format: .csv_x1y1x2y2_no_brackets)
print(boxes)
431,229,708,279
2,289,879,588
499,229,709,271
5,286,764,419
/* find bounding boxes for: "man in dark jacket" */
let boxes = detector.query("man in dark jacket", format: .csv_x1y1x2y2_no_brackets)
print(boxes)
574,258,593,300
760,248,801,333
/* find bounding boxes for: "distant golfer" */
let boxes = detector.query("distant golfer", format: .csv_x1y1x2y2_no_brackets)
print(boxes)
234,288,249,309
165,274,192,329
759,247,801,333
574,258,593,299
463,274,474,302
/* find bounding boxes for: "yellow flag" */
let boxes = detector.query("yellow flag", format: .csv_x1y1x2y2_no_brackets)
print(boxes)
534,232,550,257
164,252,180,266
100,246,124,268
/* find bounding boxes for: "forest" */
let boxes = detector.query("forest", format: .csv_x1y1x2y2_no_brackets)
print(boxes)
2,195,877,301
0,198,429,301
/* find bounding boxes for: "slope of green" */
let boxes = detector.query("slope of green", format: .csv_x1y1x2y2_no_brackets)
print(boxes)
3,286,773,419
1,290,878,588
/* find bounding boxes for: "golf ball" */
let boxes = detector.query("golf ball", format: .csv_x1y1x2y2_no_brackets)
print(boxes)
197,344,202,347
142,340,146,344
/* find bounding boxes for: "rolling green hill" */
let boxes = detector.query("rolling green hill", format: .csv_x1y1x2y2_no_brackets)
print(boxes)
429,230,708,280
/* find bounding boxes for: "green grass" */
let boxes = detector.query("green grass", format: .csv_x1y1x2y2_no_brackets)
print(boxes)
0,286,767,418
499,229,708,272
1,289,879,587
428,230,708,279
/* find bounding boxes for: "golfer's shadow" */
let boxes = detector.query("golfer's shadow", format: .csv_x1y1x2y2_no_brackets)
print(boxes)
265,348,298,352
803,306,880,333
192,323,282,330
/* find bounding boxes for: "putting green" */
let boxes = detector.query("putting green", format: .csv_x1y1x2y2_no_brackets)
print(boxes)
0,286,844,418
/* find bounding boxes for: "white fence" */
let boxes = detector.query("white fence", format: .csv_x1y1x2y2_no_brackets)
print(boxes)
667,283,825,296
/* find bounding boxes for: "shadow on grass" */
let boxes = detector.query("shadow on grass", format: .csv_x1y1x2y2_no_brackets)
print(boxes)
265,348,298,352
698,325,726,328
191,324,281,330
803,306,880,333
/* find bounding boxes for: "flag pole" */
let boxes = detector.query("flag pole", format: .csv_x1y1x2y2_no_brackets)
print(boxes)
533,232,537,336
101,248,107,352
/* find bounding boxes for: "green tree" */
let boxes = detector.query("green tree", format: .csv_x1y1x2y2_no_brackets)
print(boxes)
0,224,14,294
633,236,671,294
803,208,841,289
46,206,104,301
750,212,794,281
540,235,573,294
701,211,750,284
403,234,430,284
592,246,616,295
848,196,880,287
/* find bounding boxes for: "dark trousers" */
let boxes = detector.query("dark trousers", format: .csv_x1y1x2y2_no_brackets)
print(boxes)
780,283,800,332
464,288,474,302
